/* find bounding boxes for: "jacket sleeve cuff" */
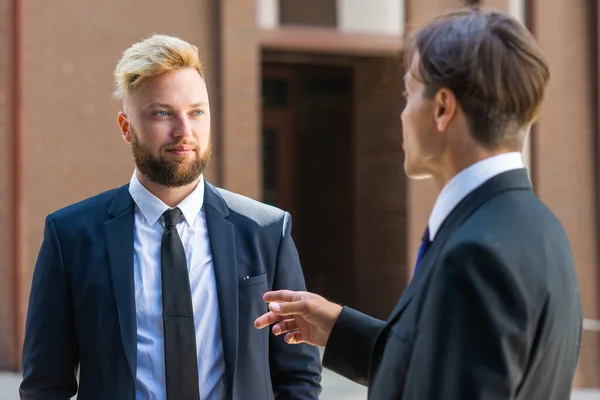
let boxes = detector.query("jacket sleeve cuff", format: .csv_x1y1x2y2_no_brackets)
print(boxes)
323,306,385,386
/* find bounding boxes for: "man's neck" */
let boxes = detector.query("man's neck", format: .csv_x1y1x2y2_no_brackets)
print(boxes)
432,147,517,191
135,170,200,207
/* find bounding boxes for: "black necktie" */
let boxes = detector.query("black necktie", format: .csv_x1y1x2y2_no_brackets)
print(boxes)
161,208,199,399
413,226,432,276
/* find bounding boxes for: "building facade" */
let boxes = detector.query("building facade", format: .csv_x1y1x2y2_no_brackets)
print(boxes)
0,0,599,388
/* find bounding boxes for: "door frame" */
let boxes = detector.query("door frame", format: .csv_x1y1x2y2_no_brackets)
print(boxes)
262,65,300,230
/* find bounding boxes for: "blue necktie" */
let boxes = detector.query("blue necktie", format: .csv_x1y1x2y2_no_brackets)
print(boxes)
413,226,432,276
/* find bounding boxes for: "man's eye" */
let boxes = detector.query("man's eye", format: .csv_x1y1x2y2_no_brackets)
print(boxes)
191,109,204,116
153,110,169,117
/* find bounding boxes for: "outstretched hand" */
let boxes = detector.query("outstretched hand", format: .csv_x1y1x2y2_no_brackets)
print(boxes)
254,290,343,347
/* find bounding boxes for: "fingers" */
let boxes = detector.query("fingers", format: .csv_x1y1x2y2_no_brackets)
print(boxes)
254,311,283,329
253,305,304,331
253,292,310,329
263,290,304,303
267,299,310,317
284,331,305,345
271,318,298,336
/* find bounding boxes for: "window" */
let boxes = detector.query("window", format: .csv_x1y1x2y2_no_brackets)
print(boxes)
279,0,337,27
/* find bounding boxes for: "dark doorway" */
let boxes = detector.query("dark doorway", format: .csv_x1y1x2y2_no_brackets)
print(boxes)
262,63,356,308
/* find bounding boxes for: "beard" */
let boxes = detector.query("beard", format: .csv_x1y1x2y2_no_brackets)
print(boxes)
130,126,211,188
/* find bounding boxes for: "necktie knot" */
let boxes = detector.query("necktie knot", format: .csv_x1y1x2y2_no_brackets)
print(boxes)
421,227,431,246
163,208,182,228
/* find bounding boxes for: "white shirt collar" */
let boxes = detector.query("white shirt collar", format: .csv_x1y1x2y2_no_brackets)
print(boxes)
129,171,205,227
428,152,525,241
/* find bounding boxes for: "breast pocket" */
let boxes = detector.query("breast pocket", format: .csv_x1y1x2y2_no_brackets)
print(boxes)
237,271,272,398
238,271,269,326
238,271,269,320
238,272,267,289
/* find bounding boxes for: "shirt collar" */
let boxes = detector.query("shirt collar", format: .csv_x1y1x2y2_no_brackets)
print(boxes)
428,152,525,241
129,171,205,227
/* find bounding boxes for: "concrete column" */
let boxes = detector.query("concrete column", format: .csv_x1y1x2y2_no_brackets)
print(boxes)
221,0,261,198
531,0,600,387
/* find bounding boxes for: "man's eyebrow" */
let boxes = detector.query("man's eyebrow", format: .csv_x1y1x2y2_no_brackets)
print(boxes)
189,102,209,108
145,102,171,109
145,101,209,108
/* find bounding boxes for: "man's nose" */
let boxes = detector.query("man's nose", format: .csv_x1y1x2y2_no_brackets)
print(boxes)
172,115,193,138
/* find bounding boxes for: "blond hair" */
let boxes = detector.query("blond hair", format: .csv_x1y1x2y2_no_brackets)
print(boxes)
113,34,204,100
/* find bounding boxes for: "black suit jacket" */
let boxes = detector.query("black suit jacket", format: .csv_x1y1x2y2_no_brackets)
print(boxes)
20,181,322,400
324,169,582,399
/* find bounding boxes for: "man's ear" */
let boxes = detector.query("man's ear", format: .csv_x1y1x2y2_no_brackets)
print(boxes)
118,112,131,143
433,88,457,132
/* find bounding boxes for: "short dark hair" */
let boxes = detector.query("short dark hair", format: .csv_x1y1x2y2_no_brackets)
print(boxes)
405,7,550,148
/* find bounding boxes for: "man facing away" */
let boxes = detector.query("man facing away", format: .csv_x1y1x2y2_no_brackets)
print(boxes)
20,34,322,400
255,7,583,400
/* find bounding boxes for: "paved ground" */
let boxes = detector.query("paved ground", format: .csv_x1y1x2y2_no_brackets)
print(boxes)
0,370,366,399
2,369,599,399
0,370,364,399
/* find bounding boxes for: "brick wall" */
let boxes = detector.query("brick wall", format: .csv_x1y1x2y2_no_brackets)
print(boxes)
3,0,598,383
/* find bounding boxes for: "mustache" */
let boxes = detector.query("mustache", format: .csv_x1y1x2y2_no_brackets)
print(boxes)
161,141,199,151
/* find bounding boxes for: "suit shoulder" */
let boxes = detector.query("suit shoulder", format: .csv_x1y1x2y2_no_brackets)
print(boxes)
50,185,125,222
444,189,572,270
464,190,567,241
215,187,286,224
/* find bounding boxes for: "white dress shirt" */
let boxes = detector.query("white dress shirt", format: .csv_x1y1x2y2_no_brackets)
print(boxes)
129,172,226,400
428,152,526,241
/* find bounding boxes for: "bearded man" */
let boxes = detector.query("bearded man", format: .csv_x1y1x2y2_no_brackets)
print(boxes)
20,34,322,400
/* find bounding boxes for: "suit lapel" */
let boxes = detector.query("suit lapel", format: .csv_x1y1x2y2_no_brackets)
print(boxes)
388,168,533,324
204,183,238,397
104,184,137,378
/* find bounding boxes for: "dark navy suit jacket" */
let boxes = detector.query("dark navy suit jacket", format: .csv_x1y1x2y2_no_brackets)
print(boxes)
20,181,322,400
324,169,582,400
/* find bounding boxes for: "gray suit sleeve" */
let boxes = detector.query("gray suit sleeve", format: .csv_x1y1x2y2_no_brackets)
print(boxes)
20,215,79,400
269,212,323,400
402,241,533,399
